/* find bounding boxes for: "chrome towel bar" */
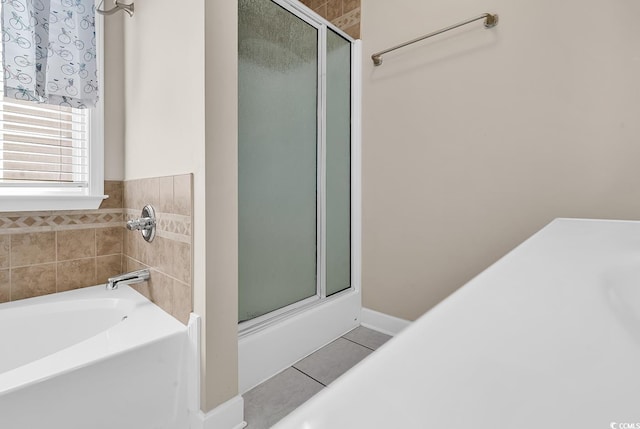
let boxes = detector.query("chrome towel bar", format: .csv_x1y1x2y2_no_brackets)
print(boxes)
371,13,498,66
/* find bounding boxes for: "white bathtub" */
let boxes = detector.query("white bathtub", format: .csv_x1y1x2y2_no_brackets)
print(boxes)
0,284,190,429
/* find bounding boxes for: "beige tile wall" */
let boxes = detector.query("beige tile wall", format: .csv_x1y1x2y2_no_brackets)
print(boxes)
122,174,193,324
0,181,124,303
299,0,361,39
0,177,194,325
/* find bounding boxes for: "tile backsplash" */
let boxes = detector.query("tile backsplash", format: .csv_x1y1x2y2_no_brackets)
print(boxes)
0,176,194,325
0,181,124,303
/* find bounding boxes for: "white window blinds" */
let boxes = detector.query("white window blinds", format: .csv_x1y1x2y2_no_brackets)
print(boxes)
0,99,89,187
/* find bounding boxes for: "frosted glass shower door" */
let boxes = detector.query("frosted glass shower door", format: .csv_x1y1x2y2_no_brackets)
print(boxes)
238,0,319,322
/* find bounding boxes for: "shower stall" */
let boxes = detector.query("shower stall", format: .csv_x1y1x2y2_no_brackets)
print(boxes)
238,0,361,392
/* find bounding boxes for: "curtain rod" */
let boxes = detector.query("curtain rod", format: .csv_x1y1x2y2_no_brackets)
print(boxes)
371,13,499,66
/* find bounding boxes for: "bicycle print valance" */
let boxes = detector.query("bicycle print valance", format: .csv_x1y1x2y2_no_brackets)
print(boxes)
1,0,98,108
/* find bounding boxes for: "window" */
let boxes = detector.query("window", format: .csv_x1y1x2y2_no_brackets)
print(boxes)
0,8,104,212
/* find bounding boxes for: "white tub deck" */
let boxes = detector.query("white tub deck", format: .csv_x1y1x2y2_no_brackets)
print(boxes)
275,219,640,428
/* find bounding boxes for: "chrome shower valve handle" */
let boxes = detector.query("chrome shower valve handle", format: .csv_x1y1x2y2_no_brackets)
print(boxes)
126,217,154,231
127,204,156,242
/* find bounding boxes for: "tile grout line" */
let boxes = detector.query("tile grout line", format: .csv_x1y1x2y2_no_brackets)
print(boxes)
8,236,11,301
340,335,378,352
121,254,190,286
54,230,58,293
291,365,327,388
94,228,98,286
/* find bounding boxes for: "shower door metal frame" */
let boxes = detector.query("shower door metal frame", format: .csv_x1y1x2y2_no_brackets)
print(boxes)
238,0,360,336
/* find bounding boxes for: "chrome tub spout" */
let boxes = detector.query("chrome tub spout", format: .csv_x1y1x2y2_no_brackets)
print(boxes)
106,269,150,290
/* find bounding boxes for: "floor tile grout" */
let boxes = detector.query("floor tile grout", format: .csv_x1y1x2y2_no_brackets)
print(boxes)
244,326,392,428
291,365,327,387
340,335,377,352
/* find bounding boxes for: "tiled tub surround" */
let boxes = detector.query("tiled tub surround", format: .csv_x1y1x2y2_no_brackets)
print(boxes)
0,176,193,326
0,181,124,304
299,0,361,39
122,174,193,325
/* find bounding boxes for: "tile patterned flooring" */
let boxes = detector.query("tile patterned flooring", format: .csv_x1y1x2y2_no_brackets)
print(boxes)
243,326,392,428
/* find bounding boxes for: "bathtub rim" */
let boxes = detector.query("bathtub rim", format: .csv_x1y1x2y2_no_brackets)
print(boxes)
0,284,186,396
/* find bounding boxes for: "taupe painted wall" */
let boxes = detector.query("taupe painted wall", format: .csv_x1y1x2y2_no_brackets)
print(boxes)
361,0,640,321
103,15,125,180
123,0,205,181
123,0,237,412
204,0,239,411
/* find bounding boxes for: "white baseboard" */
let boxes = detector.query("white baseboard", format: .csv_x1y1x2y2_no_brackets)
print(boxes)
239,290,361,393
190,395,245,429
360,307,411,336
